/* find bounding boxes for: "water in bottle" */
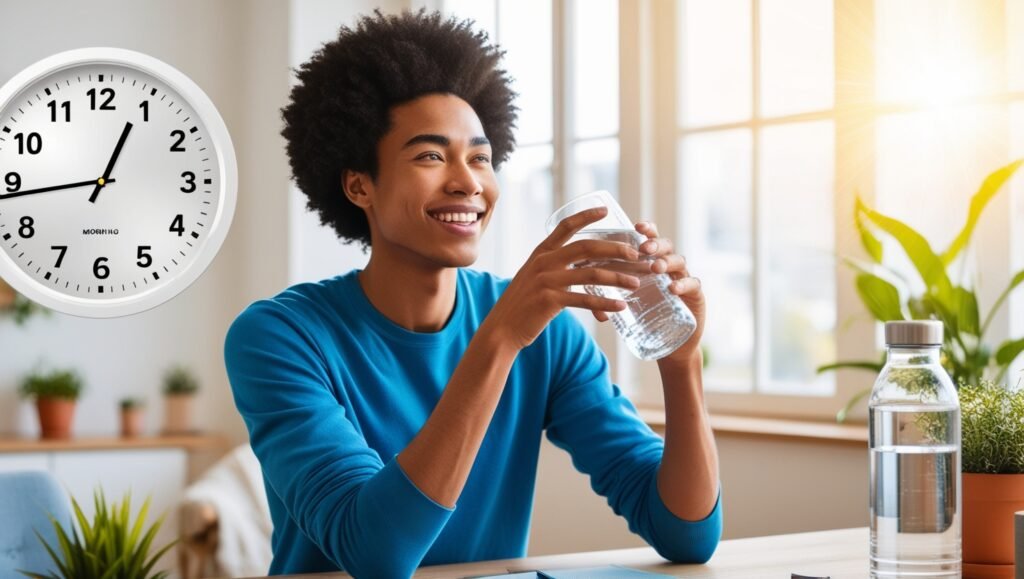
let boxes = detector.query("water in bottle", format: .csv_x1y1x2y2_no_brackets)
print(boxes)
869,320,961,577
571,228,696,360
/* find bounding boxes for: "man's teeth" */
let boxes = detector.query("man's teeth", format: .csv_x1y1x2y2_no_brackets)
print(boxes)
433,212,479,223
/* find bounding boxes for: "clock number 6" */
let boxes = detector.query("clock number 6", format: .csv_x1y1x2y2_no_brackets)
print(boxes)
137,246,152,268
181,171,196,193
93,257,110,280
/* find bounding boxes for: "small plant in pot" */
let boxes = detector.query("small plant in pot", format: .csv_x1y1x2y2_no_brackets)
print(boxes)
162,365,198,435
120,397,145,438
18,368,83,440
18,488,175,578
960,379,1024,576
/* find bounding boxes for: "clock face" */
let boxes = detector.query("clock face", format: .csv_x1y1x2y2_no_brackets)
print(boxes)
0,48,236,317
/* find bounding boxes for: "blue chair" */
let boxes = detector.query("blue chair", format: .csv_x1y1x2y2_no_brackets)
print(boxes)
0,470,71,578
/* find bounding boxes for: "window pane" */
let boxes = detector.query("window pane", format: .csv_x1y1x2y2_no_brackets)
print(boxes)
680,130,754,392
443,0,497,41
759,0,834,117
875,105,1007,315
1011,0,1024,91
573,0,618,139
679,0,752,127
876,0,1005,104
760,121,836,395
573,138,619,197
1012,102,1024,384
499,0,553,145
487,145,554,278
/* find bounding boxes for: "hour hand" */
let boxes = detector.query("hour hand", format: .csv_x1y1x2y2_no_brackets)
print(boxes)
90,121,133,203
0,178,115,200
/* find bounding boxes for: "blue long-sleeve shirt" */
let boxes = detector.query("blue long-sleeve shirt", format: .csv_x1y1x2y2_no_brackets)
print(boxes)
224,268,722,577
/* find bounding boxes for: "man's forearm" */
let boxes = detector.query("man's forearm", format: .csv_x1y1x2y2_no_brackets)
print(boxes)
397,319,520,508
656,352,720,520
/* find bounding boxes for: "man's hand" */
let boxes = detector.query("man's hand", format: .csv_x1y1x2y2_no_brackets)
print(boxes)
484,207,645,351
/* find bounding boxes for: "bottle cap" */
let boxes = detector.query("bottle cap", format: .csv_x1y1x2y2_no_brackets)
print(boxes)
885,320,943,346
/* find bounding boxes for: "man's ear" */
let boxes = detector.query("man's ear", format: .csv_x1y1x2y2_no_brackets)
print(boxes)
343,170,374,209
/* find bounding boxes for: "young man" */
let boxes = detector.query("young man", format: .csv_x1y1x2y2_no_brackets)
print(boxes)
225,9,721,577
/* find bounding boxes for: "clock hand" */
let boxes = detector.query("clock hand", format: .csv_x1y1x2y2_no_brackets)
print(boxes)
89,121,133,204
0,178,116,200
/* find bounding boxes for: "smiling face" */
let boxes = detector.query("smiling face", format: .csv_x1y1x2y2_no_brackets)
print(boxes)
345,93,499,270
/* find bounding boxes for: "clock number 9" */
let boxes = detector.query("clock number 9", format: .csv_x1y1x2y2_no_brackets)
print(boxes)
4,172,19,193
93,257,110,280
137,246,152,268
181,171,196,193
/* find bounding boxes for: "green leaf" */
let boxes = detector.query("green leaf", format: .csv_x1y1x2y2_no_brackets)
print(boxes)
954,287,980,337
855,273,905,321
837,386,872,423
857,200,954,307
855,195,884,263
817,360,886,374
996,338,1024,367
982,269,1024,337
942,159,1024,265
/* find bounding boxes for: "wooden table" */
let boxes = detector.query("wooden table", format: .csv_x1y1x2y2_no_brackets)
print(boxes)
277,527,869,578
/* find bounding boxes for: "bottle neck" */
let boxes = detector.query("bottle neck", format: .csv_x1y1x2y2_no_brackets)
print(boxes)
886,345,942,365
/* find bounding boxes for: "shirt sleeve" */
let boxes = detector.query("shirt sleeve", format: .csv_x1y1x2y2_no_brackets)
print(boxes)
543,312,723,564
224,302,454,578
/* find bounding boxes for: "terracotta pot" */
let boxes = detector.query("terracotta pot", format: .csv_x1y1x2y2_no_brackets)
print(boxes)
0,278,15,309
963,472,1024,578
164,394,195,434
120,407,144,437
36,397,75,439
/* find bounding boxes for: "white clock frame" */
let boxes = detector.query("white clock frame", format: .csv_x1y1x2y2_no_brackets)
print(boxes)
0,47,237,318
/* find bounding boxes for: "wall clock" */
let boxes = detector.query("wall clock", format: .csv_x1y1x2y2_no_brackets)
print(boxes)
0,47,237,318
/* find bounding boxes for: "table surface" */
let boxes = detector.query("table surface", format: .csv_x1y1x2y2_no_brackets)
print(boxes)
276,527,870,578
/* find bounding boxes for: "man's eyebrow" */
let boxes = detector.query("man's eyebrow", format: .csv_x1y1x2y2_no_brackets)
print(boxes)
402,134,491,148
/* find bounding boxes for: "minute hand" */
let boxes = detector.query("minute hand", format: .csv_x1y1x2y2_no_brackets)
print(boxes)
89,121,133,203
0,178,116,200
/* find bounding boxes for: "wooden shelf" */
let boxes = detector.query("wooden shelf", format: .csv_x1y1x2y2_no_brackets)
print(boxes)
0,433,231,453
636,406,868,445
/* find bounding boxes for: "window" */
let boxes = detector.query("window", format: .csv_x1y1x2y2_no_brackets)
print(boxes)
677,0,1024,418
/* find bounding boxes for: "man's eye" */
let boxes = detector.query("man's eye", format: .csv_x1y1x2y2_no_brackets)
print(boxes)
419,152,443,161
474,155,491,163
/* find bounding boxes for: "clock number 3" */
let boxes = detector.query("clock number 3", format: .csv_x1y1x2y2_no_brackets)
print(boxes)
180,171,196,193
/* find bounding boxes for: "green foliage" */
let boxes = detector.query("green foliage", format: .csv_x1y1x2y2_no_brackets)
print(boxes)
18,489,175,579
19,369,84,401
821,160,1024,420
960,380,1024,474
161,365,198,396
119,398,143,410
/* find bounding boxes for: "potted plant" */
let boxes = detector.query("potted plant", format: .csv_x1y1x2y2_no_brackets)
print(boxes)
19,488,175,578
162,365,199,435
819,160,1024,420
18,368,84,440
960,379,1024,575
0,279,51,325
120,397,145,438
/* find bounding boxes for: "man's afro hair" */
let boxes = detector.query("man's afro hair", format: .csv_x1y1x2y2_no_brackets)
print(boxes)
280,9,518,249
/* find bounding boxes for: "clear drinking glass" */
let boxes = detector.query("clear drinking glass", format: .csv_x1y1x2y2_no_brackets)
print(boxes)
545,191,697,360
